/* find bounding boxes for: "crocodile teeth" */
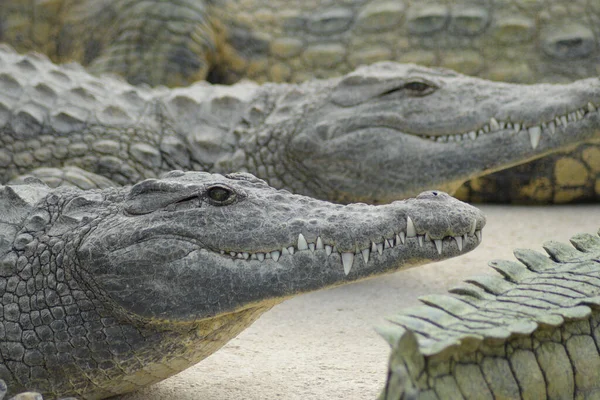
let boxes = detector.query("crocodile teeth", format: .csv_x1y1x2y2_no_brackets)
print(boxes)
589,102,596,112
257,253,265,261
316,237,324,250
377,243,383,255
371,241,377,253
325,245,333,256
528,126,541,149
308,243,315,252
454,236,463,251
475,230,482,243
288,246,294,255
297,233,308,250
468,131,477,140
489,117,500,131
434,239,443,255
418,236,424,247
361,248,370,264
513,123,521,133
470,219,477,235
271,250,280,261
406,216,416,237
384,239,392,249
342,252,354,275
399,231,406,244
230,251,236,257
242,252,250,260
251,253,258,260
560,115,568,126
281,247,290,255
547,121,556,135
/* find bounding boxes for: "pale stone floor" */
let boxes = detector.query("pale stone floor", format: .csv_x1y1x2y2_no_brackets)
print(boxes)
120,204,600,400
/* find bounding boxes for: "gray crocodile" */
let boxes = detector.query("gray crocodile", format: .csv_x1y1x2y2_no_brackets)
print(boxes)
2,0,597,87
0,170,484,399
0,46,598,204
379,227,600,399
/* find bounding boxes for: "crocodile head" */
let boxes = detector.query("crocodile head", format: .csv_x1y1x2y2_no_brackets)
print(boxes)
285,62,600,203
71,171,485,322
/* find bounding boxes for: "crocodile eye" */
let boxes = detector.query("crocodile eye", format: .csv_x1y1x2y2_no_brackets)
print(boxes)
206,185,236,205
403,81,437,95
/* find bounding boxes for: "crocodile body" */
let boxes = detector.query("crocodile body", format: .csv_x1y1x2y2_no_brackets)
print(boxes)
0,171,484,399
379,228,600,399
0,46,599,204
1,1,599,204
1,0,598,87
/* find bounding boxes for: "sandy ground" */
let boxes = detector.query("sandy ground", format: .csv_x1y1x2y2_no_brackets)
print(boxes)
119,204,599,400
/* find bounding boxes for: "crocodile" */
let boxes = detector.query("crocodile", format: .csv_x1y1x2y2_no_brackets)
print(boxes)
1,0,598,87
1,1,600,204
379,227,600,399
0,170,485,399
0,46,599,204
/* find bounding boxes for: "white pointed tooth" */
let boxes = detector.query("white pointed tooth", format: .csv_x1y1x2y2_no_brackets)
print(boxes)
588,102,596,112
470,219,477,235
548,121,556,135
424,233,431,242
576,110,584,120
528,126,541,150
361,248,370,264
453,236,463,251
281,247,289,255
316,237,324,250
434,239,443,255
505,122,513,129
399,231,406,244
513,123,521,133
288,246,295,255
242,252,250,260
237,253,244,259
478,129,484,135
308,243,315,252
297,233,308,250
475,230,482,243
468,131,477,140
448,135,455,142
406,216,416,237
371,241,377,253
220,250,225,255
251,253,258,260
463,233,468,243
342,252,354,276
257,253,265,261
230,251,236,257
489,117,500,131
384,239,392,249
568,112,576,122
455,134,462,141
560,115,568,126
396,234,402,245
417,236,424,247
325,245,333,256
376,243,383,255
499,121,506,129
462,133,469,140
265,252,271,259
483,124,490,133
271,250,280,261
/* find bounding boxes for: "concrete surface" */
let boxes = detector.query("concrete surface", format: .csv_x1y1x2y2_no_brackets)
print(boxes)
120,204,600,400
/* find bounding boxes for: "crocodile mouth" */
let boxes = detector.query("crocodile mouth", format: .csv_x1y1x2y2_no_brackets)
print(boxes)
216,215,482,277
422,101,598,149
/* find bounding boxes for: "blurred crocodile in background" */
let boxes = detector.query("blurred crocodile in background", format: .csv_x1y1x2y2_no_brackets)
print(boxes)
379,228,600,399
0,171,484,399
0,0,599,203
0,46,598,204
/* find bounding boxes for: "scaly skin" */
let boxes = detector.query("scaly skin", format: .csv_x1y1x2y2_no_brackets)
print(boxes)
0,46,599,204
1,1,599,204
379,228,600,399
0,171,485,399
1,0,598,86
